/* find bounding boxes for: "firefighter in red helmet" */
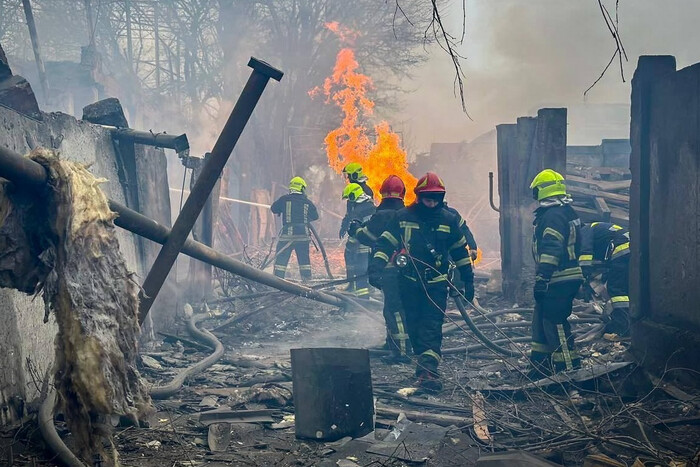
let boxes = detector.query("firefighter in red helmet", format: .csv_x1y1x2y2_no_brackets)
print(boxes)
369,172,474,392
348,175,411,362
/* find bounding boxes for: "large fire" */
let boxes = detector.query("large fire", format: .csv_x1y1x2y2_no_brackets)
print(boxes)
310,22,418,203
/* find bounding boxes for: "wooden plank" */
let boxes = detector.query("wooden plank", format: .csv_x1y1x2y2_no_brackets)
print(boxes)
375,404,472,428
471,391,493,443
568,174,631,192
568,184,629,205
594,197,611,222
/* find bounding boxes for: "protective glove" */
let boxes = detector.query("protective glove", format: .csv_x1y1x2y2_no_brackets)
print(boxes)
533,277,549,301
463,281,475,302
339,225,347,239
369,272,383,290
348,219,362,237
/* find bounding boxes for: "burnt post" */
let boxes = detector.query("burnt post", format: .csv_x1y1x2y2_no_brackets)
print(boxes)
629,56,676,321
137,58,283,324
496,109,567,304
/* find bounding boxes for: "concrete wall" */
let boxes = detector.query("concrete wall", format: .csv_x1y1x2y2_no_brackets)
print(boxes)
629,56,700,382
0,105,171,422
496,108,567,304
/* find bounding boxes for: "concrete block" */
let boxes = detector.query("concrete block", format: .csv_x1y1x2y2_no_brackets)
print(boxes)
0,75,42,120
82,97,128,128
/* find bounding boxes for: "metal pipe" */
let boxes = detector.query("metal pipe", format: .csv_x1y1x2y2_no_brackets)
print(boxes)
138,57,283,324
0,145,344,310
488,171,500,213
111,128,190,153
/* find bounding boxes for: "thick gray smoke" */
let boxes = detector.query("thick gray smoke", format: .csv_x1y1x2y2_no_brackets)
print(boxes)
394,0,700,150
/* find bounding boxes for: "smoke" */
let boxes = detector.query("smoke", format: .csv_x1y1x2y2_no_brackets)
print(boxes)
395,0,700,150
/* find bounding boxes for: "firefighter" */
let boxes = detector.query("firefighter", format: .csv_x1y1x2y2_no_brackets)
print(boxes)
579,222,630,337
342,162,373,198
339,162,373,239
369,172,474,392
341,183,376,298
270,176,319,281
348,175,411,361
529,169,584,377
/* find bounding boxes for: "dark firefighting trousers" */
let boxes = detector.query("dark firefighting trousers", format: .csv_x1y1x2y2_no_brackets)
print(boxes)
274,239,311,280
344,241,370,298
605,255,630,336
530,280,582,376
382,268,411,357
399,277,448,378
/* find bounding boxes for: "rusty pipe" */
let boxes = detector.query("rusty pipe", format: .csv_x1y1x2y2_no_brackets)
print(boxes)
0,145,344,310
111,128,190,154
138,57,283,324
488,171,500,213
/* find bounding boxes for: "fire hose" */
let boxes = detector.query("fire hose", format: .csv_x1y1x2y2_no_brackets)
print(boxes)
454,297,522,357
40,309,224,465
150,310,224,399
39,382,86,467
309,223,334,279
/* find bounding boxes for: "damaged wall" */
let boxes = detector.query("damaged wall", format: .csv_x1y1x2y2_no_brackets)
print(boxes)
0,104,173,422
496,108,567,304
629,55,700,381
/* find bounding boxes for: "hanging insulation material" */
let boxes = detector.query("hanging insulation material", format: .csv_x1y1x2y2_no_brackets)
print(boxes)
0,148,152,462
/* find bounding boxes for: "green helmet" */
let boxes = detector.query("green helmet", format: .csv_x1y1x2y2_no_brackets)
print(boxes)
342,162,366,182
342,183,365,201
529,169,567,201
289,176,307,193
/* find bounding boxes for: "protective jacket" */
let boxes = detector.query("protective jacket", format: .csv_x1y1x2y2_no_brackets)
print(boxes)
371,203,473,287
340,198,376,241
270,193,319,240
444,204,477,251
532,200,583,285
579,222,630,267
353,198,404,248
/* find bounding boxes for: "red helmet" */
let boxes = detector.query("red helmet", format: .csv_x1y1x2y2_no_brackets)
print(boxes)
413,172,446,195
380,175,406,200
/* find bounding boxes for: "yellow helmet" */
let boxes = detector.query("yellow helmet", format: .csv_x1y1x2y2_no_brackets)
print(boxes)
289,176,307,193
342,183,365,201
342,162,366,182
529,169,567,201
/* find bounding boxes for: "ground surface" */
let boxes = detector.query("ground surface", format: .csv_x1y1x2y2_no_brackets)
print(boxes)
1,257,699,466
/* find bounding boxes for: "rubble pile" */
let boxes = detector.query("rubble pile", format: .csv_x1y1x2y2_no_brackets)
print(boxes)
94,283,700,466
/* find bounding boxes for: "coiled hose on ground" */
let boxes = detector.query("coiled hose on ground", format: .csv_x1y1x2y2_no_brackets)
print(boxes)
150,311,225,399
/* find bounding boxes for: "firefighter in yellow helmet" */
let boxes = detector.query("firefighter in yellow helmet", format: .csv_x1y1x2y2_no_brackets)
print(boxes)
340,183,376,298
529,169,584,377
270,176,318,281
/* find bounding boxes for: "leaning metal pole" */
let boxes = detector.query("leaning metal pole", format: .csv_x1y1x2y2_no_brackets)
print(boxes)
0,145,343,309
138,57,283,324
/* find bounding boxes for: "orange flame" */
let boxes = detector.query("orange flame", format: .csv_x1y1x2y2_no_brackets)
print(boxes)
310,23,418,203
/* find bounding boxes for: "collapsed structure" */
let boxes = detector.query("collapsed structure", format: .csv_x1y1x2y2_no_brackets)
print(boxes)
0,18,698,465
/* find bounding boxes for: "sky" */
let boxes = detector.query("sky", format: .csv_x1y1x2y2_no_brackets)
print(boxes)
392,0,700,152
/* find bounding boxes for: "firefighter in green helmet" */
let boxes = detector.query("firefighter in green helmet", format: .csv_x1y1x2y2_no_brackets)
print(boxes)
529,169,584,377
340,182,376,298
270,176,318,281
